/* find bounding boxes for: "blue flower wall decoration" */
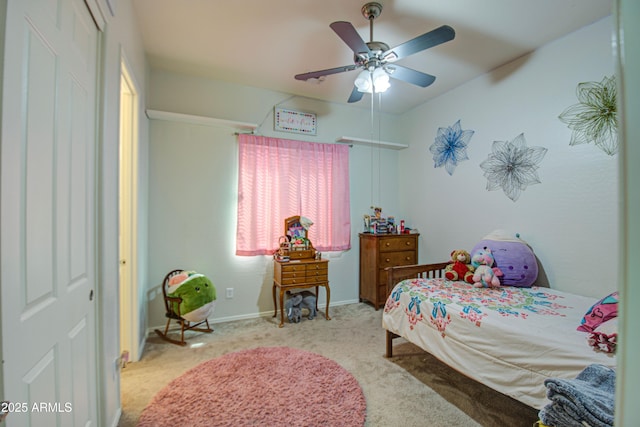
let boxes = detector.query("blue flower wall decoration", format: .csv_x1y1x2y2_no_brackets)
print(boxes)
429,120,474,175
479,133,547,202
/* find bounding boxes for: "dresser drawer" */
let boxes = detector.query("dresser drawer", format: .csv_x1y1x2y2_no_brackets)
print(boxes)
275,259,328,285
379,236,417,252
306,263,327,281
379,251,416,268
305,263,328,273
281,270,306,281
280,276,309,285
280,264,307,274
306,271,328,282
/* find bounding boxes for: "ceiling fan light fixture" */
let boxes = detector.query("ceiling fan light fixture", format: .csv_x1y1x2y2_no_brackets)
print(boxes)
354,68,390,94
372,67,390,92
354,70,373,93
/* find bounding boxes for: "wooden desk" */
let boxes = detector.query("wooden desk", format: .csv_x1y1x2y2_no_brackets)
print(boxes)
273,258,330,327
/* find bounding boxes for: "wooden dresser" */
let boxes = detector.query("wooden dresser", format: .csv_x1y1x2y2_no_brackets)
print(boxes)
273,258,330,327
359,233,419,309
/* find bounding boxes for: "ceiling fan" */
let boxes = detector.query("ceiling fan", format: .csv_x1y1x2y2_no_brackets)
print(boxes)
294,2,455,103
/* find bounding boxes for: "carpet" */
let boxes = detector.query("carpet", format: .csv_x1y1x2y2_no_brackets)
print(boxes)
136,346,366,427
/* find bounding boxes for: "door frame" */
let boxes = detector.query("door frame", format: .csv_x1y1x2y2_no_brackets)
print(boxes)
119,52,141,362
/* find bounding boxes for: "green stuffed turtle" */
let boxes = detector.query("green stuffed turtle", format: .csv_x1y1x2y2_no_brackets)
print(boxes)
167,271,216,323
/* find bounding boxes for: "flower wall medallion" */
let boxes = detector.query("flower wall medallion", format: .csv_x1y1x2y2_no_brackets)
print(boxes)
558,75,618,156
429,119,474,175
479,133,547,202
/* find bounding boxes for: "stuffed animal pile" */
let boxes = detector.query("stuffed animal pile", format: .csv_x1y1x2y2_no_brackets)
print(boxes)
284,290,317,323
444,230,539,289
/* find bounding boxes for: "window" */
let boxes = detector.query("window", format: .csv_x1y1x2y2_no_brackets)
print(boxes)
236,134,350,256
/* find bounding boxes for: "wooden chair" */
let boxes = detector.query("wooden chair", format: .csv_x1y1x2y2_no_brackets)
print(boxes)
154,269,213,346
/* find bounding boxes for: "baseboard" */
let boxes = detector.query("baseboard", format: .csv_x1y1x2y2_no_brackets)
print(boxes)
146,299,360,336
136,335,147,362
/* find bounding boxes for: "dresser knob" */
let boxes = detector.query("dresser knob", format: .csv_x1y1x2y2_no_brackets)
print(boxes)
385,242,390,247
385,258,390,263
405,241,410,246
406,256,411,261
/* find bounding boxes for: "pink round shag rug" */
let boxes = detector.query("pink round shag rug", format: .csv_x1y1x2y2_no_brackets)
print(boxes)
137,347,366,427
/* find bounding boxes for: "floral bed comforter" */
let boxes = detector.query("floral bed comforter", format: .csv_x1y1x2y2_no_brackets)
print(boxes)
384,278,572,337
382,278,616,409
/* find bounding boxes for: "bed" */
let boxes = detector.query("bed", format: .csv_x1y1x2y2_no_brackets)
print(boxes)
382,263,617,410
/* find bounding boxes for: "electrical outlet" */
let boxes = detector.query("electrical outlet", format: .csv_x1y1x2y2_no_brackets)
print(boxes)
226,288,234,299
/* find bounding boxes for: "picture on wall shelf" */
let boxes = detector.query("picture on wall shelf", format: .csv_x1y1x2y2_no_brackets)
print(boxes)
558,75,618,156
274,107,317,135
429,119,474,175
479,133,547,202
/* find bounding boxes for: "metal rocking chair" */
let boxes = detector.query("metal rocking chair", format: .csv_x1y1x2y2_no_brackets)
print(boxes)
154,269,213,346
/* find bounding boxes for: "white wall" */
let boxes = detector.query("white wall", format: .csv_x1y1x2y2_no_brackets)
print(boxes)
398,17,617,298
146,71,406,326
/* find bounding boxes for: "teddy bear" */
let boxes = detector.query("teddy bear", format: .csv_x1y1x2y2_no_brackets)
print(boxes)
284,292,303,323
471,247,503,288
444,249,475,284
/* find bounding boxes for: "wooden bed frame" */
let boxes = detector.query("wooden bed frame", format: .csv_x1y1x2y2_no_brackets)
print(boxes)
384,262,449,358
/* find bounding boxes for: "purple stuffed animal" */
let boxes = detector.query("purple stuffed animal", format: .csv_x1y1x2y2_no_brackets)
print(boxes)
471,230,539,287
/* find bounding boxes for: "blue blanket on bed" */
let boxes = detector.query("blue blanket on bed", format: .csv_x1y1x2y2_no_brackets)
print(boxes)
539,364,615,427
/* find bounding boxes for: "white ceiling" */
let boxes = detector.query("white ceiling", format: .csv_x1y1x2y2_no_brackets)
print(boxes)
132,0,612,115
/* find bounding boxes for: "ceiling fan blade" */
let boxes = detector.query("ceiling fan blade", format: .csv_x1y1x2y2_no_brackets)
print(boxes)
387,64,436,87
383,25,455,62
347,86,364,103
330,21,371,57
295,64,359,81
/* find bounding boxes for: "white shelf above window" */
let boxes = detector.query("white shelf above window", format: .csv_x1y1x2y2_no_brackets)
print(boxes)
335,136,408,150
146,109,257,132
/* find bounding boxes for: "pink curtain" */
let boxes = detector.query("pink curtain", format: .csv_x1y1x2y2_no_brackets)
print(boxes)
236,134,350,255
